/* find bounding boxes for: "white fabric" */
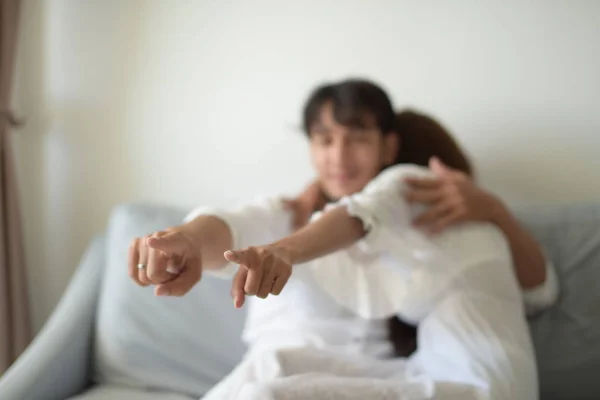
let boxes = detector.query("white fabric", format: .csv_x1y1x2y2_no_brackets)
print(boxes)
522,257,560,315
187,164,557,400
203,341,488,400
309,166,513,320
185,199,394,355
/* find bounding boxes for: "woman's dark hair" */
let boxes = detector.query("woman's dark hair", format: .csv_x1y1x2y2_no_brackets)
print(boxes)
302,78,474,357
394,110,473,176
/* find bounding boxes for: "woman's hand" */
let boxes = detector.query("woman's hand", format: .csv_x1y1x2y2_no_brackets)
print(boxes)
283,180,326,230
224,246,293,308
406,157,548,290
128,227,203,296
404,157,503,234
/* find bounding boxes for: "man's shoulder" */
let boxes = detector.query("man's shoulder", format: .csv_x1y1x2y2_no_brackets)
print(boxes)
367,164,434,191
381,163,433,178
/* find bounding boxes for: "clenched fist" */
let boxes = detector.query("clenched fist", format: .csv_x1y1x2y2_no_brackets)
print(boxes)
128,228,203,297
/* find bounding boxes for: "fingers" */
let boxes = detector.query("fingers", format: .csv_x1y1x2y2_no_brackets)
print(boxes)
128,228,200,296
154,260,202,297
257,264,276,299
224,248,263,296
131,231,184,287
231,267,248,308
224,249,245,264
406,165,469,233
224,247,292,304
404,176,442,190
271,273,289,296
429,210,464,234
413,202,454,227
429,156,468,181
146,231,172,284
146,231,188,254
413,199,468,234
138,235,151,285
245,256,263,296
428,156,451,177
128,238,147,286
405,187,442,205
166,253,183,275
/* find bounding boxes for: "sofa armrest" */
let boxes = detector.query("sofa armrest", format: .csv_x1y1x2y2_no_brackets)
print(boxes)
0,235,105,400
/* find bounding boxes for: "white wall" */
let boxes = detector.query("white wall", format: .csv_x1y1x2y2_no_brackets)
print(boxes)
13,0,600,332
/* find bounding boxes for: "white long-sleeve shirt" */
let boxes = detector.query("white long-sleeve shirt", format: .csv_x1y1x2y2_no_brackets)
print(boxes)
186,164,559,399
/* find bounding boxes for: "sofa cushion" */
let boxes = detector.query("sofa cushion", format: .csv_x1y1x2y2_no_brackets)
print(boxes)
93,203,246,398
516,204,600,400
68,385,194,400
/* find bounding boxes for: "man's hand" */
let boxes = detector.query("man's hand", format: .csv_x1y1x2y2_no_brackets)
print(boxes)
128,228,203,297
404,157,503,234
224,246,293,308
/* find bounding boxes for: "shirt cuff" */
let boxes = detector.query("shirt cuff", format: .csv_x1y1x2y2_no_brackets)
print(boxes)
183,206,240,279
522,260,560,316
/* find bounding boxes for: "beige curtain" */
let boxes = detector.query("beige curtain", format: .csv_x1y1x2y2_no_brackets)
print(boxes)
0,0,30,375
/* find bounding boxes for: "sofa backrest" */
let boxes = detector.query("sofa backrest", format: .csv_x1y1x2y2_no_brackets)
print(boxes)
515,203,600,400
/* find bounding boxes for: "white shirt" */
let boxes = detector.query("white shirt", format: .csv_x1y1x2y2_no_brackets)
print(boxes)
187,195,392,356
186,164,559,398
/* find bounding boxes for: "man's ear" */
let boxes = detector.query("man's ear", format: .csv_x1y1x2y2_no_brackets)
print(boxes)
383,132,400,165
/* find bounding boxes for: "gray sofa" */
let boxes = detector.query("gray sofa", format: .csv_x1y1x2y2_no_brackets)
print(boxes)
0,202,599,400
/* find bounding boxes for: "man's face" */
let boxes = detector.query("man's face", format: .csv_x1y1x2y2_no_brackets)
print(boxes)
309,103,398,200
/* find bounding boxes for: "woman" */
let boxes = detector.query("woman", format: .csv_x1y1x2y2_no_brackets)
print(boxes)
286,108,558,357
129,79,558,399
